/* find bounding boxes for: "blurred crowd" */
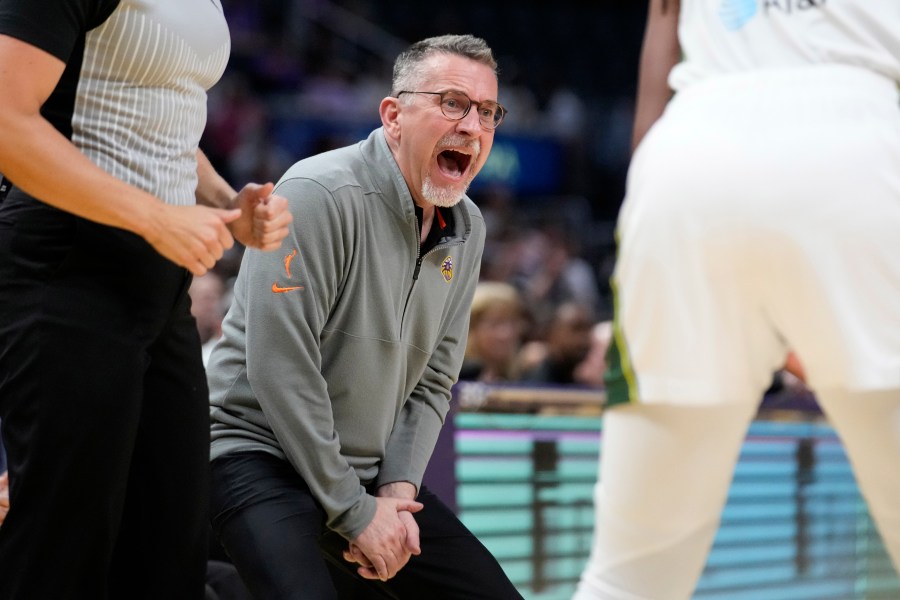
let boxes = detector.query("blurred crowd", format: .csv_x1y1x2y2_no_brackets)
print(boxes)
203,0,645,190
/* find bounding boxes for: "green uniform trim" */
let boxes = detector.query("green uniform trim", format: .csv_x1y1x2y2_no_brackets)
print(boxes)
604,253,639,407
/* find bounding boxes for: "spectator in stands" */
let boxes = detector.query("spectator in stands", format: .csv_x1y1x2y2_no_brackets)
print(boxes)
202,72,269,184
460,281,528,383
520,301,595,386
573,320,613,389
511,225,601,332
190,272,229,366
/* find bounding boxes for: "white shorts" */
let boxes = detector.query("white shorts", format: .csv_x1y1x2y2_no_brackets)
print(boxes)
608,64,900,406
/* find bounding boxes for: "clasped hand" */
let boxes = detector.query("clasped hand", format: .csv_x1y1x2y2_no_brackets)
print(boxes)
344,495,423,582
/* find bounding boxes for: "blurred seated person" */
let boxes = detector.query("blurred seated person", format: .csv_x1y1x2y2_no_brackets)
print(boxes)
189,271,228,366
459,281,528,383
512,225,601,330
520,301,595,386
573,320,613,389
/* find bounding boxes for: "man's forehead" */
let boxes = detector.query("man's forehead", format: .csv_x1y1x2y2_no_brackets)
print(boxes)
418,55,498,96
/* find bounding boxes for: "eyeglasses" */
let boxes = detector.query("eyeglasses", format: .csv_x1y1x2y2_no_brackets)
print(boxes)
397,90,507,130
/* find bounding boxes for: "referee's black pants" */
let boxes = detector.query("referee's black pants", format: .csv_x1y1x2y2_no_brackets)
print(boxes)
211,451,525,600
0,194,210,599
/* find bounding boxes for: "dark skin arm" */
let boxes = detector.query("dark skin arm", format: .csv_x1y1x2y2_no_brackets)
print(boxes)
631,0,682,153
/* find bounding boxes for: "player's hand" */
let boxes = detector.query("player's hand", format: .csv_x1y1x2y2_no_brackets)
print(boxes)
226,182,292,251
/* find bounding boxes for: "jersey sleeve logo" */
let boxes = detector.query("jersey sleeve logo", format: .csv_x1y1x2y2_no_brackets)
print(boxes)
272,248,305,293
440,256,454,282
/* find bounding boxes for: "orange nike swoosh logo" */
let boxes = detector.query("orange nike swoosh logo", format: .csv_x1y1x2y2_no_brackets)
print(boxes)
272,282,304,293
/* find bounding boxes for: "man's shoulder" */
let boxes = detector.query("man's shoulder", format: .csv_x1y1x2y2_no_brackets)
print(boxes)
278,142,363,188
273,143,383,210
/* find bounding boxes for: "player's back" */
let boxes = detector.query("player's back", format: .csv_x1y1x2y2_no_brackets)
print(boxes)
670,0,900,91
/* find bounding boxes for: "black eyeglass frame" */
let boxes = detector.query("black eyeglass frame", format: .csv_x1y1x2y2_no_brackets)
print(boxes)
396,90,507,130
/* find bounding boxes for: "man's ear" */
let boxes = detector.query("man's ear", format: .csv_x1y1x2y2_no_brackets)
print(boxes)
380,96,401,139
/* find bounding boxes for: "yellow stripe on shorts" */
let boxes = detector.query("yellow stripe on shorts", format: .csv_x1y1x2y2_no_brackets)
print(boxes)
605,277,639,407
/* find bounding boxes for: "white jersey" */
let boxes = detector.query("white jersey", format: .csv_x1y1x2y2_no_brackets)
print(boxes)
670,0,900,91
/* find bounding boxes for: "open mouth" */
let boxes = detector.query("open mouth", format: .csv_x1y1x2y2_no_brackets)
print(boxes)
437,150,473,178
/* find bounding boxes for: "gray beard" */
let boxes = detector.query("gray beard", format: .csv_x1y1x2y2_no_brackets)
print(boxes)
421,176,468,207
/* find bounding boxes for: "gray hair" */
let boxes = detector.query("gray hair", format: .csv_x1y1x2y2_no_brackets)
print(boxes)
391,34,498,96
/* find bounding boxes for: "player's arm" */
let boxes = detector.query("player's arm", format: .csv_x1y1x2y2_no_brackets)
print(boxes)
631,0,681,152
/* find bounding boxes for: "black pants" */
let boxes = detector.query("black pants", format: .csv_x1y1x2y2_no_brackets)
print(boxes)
0,194,210,599
210,451,524,600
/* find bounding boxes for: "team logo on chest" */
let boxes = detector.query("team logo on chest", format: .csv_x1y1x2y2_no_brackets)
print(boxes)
440,256,454,282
